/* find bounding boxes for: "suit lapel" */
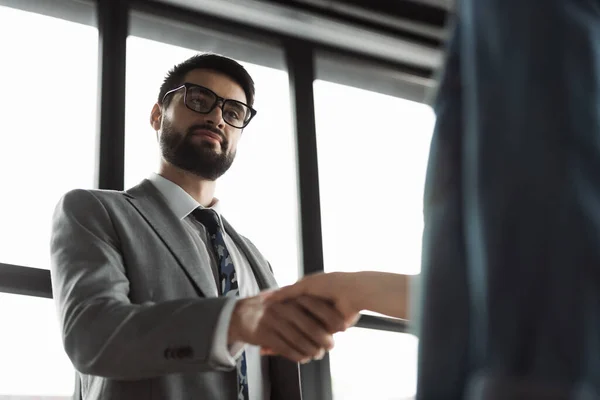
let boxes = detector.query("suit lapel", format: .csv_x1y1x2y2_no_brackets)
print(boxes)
222,217,278,290
125,180,218,297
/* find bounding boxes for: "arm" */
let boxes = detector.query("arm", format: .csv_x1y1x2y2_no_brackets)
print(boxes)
349,271,412,319
50,189,233,380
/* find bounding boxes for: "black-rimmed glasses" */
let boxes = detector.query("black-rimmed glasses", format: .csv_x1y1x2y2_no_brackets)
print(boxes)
162,83,257,129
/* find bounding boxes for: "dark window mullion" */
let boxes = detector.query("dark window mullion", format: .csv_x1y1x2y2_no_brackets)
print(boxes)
285,38,333,400
96,0,128,190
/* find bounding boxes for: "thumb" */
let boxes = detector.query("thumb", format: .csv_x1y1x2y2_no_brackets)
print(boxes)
263,283,306,304
259,289,277,299
345,313,361,329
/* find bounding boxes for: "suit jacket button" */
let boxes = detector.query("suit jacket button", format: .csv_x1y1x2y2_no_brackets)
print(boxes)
177,347,192,359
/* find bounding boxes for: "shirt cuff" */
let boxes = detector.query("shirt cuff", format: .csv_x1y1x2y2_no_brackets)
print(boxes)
211,297,247,367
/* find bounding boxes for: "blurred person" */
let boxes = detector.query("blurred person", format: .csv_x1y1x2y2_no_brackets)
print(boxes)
50,53,347,400
269,0,600,398
417,0,600,398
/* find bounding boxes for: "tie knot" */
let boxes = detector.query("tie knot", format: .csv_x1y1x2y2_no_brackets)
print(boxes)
192,208,221,234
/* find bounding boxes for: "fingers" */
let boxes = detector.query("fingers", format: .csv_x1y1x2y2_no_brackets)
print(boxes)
232,296,327,363
294,295,347,333
260,347,276,356
255,300,338,362
345,313,361,329
268,301,333,353
238,290,355,363
258,327,311,363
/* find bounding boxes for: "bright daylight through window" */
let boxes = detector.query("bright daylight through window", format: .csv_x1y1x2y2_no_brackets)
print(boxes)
0,5,97,398
0,6,98,270
314,79,435,399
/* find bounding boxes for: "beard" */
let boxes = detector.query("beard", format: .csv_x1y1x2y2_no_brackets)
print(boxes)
159,119,236,181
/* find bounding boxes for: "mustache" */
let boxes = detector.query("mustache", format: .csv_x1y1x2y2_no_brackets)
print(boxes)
186,124,226,142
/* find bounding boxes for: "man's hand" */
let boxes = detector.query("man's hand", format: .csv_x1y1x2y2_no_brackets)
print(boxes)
228,294,347,363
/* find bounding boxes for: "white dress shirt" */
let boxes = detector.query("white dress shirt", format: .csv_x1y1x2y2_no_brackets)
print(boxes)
148,173,270,400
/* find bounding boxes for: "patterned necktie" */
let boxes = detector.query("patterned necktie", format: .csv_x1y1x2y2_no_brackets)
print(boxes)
192,208,248,400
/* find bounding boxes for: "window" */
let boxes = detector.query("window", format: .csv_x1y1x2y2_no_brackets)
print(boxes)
314,70,435,399
0,293,74,398
330,328,418,400
314,79,435,278
124,33,300,286
0,4,98,269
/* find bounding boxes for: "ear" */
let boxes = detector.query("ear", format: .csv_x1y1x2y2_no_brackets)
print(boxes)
150,103,162,131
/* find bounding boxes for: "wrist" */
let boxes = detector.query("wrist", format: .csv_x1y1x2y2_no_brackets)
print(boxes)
227,300,244,345
342,272,366,313
352,271,382,312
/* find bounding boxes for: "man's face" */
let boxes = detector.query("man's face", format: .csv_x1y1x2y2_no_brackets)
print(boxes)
152,69,247,180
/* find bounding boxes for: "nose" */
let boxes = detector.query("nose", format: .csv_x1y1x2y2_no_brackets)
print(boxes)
205,102,225,128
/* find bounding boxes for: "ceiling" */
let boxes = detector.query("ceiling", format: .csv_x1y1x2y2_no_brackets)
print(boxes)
159,0,453,72
261,0,453,46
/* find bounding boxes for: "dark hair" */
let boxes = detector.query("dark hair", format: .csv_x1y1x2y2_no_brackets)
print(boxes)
158,53,255,107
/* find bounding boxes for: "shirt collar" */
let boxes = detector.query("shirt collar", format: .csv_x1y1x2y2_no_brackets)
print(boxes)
147,173,222,221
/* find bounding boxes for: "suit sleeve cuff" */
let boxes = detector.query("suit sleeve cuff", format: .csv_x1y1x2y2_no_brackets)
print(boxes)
211,297,246,367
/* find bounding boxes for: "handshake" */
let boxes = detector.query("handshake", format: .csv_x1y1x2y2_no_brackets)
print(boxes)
227,271,410,363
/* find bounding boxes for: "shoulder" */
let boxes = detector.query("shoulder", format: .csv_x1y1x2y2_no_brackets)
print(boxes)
60,188,123,201
55,188,128,217
238,233,257,250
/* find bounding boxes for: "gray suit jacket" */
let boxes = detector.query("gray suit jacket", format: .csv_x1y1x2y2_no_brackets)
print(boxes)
50,179,301,400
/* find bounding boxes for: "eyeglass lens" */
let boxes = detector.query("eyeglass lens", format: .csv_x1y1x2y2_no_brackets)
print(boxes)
186,86,250,128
